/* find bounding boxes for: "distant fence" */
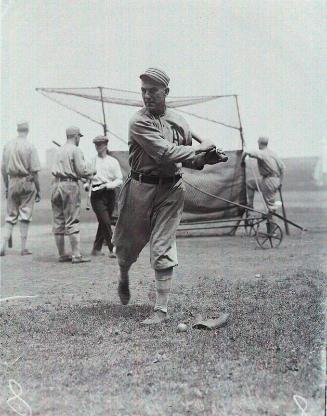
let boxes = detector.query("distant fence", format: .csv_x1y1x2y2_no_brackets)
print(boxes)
246,156,320,191
0,156,321,203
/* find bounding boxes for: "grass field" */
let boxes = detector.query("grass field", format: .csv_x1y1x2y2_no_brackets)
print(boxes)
0,190,326,415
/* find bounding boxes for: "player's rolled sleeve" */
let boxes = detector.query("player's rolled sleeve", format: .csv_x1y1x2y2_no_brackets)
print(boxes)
30,145,41,172
278,159,285,176
1,145,9,176
247,150,263,160
73,147,93,178
130,119,196,165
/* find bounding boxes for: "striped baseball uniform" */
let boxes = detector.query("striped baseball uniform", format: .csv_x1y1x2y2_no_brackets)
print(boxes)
113,107,201,270
1,136,41,224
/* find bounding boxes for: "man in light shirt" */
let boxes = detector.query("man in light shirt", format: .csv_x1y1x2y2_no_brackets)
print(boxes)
1,121,41,256
244,136,285,211
88,135,123,257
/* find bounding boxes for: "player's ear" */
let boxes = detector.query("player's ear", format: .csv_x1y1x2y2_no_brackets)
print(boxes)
164,87,170,96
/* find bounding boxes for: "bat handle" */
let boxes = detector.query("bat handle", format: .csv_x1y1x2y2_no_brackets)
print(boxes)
85,178,92,211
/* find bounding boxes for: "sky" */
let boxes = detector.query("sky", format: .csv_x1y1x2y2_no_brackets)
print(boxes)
1,0,326,165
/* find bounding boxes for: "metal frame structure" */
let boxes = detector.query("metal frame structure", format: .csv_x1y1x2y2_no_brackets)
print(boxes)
37,87,306,248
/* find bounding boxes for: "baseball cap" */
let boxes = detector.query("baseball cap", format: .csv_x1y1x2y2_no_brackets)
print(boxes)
140,68,170,87
17,121,29,131
93,135,108,144
258,136,269,145
66,126,84,137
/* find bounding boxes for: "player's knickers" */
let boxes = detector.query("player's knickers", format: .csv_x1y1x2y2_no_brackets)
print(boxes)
6,177,36,224
247,176,281,209
113,177,185,270
51,181,81,235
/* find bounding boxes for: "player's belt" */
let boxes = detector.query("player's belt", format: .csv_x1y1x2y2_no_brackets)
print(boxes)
10,174,34,181
131,171,182,185
54,176,78,182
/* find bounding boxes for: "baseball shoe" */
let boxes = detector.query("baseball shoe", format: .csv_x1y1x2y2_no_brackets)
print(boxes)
118,280,130,305
58,254,72,262
21,249,32,256
72,255,91,264
140,310,168,326
109,250,116,258
91,249,105,256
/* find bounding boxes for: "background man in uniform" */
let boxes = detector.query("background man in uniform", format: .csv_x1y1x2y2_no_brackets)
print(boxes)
1,121,41,256
51,126,95,263
113,68,225,325
86,135,123,258
244,136,285,211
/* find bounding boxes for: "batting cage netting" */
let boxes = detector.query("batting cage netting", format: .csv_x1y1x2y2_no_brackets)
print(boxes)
37,86,247,232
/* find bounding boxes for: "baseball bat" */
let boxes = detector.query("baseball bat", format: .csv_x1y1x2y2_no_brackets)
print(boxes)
85,179,92,211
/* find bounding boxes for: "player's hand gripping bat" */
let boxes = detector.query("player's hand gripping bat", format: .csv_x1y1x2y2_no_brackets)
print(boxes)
191,134,228,164
204,147,228,164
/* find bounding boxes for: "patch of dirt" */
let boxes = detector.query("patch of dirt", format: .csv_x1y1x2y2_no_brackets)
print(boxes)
0,193,326,415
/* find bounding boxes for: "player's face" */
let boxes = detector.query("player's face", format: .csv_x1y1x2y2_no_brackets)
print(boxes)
141,79,169,114
75,134,81,146
95,142,107,155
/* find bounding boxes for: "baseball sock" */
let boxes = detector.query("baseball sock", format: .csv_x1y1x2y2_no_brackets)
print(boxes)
117,264,131,305
54,234,66,257
69,233,81,257
247,188,255,208
1,222,14,253
119,264,130,282
19,221,30,252
154,267,173,314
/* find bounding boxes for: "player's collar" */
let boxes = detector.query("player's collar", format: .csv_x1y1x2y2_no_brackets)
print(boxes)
145,106,167,118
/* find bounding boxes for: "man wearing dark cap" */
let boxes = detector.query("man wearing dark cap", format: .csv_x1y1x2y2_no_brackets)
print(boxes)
1,121,41,256
244,136,285,211
87,135,123,257
51,126,95,263
113,68,225,325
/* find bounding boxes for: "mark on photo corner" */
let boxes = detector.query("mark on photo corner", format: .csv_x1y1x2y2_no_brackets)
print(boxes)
293,394,308,416
7,379,32,416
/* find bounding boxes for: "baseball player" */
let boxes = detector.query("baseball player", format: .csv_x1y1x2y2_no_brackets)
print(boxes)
244,137,285,211
113,68,225,325
51,126,95,263
87,135,123,257
1,121,41,256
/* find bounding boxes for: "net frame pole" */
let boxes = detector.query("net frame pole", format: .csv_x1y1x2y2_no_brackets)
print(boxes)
235,95,268,212
230,95,247,235
99,86,107,135
279,187,290,235
234,95,244,151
